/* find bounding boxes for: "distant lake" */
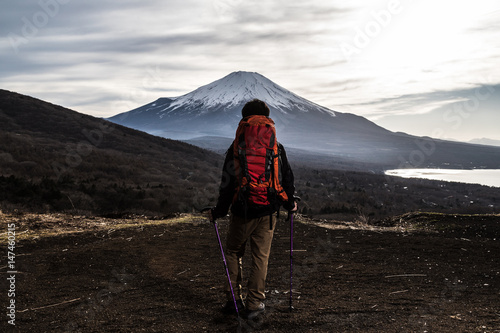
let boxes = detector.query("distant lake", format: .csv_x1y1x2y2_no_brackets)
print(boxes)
385,169,500,188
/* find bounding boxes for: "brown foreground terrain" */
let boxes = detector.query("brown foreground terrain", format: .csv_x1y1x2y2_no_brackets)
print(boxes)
1,211,499,332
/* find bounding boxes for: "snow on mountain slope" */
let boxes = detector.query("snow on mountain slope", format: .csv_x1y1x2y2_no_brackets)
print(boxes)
168,71,335,115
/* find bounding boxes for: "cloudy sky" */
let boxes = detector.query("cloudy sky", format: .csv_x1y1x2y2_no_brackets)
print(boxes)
1,0,499,142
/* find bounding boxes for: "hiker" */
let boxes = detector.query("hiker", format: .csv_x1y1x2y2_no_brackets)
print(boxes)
208,99,297,320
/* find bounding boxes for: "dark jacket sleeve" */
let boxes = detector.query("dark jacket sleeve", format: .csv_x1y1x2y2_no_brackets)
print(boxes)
279,144,296,211
212,143,236,219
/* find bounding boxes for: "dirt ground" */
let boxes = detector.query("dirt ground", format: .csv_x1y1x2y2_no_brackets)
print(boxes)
1,212,499,332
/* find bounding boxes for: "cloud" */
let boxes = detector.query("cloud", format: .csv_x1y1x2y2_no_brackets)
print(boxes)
219,1,350,24
364,84,499,113
0,0,499,142
368,84,500,141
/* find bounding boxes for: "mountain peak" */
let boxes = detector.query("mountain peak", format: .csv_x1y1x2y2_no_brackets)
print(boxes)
225,70,264,79
168,71,334,114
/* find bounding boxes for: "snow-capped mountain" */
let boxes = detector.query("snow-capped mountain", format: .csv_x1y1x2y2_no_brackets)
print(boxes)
108,71,387,144
109,71,344,140
168,71,334,115
108,71,500,170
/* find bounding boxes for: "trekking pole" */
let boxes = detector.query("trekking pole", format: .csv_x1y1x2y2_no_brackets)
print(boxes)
289,210,294,312
201,208,240,319
288,196,300,313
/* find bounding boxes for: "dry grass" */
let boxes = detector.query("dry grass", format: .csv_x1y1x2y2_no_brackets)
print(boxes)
0,211,205,244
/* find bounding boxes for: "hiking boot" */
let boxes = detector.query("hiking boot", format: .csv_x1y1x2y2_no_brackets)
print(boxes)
222,299,245,315
244,302,265,320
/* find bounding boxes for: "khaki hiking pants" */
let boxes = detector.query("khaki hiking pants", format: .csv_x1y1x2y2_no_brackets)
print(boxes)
225,213,277,311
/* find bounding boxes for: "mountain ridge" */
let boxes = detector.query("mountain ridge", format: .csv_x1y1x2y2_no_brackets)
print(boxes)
469,137,500,147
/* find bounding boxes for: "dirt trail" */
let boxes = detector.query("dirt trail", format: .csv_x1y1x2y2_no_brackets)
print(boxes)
1,212,499,332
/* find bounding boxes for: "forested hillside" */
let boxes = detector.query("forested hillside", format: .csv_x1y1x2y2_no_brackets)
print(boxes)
0,89,221,215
